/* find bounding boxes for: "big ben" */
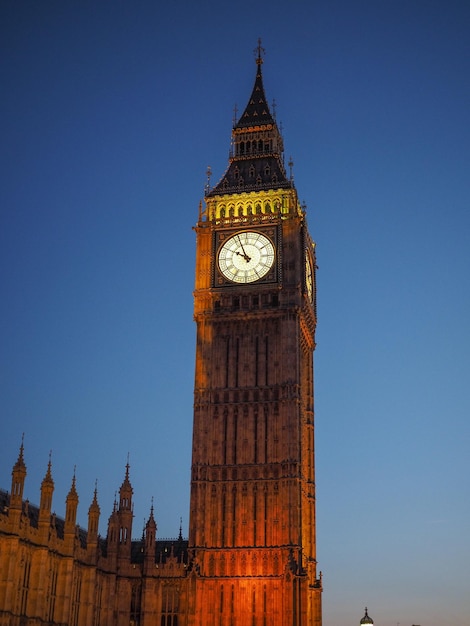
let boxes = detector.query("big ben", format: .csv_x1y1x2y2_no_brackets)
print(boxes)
189,43,322,626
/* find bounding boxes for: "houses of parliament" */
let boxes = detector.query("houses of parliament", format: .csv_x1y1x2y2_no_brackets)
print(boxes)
0,46,322,626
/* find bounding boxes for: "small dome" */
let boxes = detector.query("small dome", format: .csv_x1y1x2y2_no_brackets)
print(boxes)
360,607,374,625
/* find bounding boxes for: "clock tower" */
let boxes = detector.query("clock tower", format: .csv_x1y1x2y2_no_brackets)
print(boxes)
189,44,321,626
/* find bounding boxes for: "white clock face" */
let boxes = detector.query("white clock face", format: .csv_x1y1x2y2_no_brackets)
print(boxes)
218,231,275,283
305,253,313,302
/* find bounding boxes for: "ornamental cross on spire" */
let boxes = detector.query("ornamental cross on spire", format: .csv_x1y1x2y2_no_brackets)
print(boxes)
232,103,238,126
255,38,265,65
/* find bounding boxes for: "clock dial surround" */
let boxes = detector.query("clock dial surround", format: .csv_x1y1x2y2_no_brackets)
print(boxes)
218,231,275,284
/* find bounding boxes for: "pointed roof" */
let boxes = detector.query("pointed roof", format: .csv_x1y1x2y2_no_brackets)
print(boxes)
66,468,78,503
89,482,100,514
208,42,292,197
41,452,54,489
118,459,133,513
236,55,274,129
360,607,374,625
122,460,131,487
120,460,133,493
13,435,26,474
146,500,156,530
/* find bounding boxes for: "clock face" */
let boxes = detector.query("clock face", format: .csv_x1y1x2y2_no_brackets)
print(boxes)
305,253,314,302
218,231,275,284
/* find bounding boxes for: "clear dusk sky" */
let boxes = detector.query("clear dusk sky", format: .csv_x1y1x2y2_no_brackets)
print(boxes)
1,2,469,625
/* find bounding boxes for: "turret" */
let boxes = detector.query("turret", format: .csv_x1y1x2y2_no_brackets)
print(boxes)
9,437,27,525
106,496,119,566
143,501,156,573
87,482,100,554
38,454,54,534
64,470,79,551
117,461,134,561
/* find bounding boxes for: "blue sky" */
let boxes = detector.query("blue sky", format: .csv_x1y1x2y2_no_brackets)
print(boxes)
1,2,469,625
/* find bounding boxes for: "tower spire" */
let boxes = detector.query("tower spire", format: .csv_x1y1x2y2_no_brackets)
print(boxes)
12,434,26,482
235,44,274,129
207,42,290,198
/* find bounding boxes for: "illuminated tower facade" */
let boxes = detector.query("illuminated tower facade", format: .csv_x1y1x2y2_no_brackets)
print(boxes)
189,45,322,626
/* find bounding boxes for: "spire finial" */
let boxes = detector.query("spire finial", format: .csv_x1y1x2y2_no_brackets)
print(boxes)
46,450,53,477
125,453,130,480
255,38,265,65
15,433,26,466
360,607,374,625
68,466,78,499
93,479,99,503
205,166,212,195
288,156,294,182
232,104,238,127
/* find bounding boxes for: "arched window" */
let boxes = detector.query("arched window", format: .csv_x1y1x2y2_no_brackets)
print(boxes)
161,587,179,626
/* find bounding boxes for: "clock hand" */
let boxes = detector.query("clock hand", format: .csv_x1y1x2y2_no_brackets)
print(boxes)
236,235,251,262
235,250,251,262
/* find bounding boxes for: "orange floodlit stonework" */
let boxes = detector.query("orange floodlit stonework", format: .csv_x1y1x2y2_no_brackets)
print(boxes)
0,45,321,626
189,45,320,626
